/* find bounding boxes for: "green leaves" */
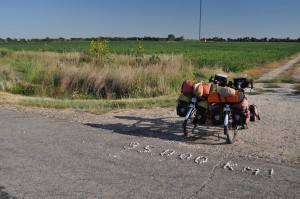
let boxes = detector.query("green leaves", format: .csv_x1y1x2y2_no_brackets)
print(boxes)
89,36,111,63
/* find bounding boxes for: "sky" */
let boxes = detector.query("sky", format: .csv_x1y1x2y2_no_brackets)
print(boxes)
0,0,299,39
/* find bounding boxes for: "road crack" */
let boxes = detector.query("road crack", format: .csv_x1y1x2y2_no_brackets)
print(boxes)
196,161,222,194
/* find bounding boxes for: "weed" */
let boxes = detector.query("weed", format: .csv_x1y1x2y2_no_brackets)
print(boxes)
0,48,12,57
12,83,36,96
89,36,111,63
149,54,160,65
131,39,145,65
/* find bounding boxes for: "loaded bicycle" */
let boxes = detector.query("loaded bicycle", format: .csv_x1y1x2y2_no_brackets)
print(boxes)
177,74,259,144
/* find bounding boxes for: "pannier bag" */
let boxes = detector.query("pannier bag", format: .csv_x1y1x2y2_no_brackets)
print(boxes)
195,101,208,125
193,82,212,98
218,87,236,97
207,90,245,103
231,99,250,126
176,94,192,117
193,82,203,97
202,82,212,98
209,103,223,126
249,104,260,121
181,80,194,94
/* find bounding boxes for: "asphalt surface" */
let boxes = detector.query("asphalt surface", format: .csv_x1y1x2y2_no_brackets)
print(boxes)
0,108,299,199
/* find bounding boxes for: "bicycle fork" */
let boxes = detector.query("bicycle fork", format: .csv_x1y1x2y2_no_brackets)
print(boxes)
185,97,197,121
223,104,230,130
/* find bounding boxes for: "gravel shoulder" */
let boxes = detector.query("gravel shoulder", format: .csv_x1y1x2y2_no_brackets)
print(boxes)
3,56,300,166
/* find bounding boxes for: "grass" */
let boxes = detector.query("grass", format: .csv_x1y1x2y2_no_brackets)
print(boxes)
0,91,177,114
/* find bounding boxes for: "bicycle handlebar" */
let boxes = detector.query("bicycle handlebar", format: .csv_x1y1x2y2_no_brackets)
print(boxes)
209,75,253,90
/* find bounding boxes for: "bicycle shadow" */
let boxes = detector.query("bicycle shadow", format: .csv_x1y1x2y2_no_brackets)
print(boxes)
0,186,17,199
85,115,228,145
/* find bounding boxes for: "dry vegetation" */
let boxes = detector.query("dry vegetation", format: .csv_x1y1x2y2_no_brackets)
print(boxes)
0,50,194,99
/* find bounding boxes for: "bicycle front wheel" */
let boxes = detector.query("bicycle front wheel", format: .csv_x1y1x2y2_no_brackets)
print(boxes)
224,125,238,144
224,112,238,144
183,109,196,137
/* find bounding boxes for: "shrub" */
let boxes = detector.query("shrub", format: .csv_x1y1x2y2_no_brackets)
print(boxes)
131,39,145,65
88,36,110,63
12,83,36,96
0,48,11,57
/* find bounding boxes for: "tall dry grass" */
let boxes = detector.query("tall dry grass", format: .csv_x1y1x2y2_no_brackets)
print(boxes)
0,50,193,99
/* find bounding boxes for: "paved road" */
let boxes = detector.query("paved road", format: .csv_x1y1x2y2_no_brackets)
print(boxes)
0,108,299,199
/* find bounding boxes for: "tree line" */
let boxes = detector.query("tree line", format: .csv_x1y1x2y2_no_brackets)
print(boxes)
0,35,299,42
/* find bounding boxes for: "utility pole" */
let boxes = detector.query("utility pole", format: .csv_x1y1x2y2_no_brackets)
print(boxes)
199,0,202,41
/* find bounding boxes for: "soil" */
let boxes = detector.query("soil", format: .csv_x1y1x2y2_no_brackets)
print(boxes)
5,55,300,166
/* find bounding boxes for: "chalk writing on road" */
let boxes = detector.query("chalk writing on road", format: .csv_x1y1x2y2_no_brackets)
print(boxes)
123,142,274,177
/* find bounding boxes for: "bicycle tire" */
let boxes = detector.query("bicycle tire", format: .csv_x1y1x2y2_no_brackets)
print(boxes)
224,123,238,144
183,110,196,137
224,111,238,144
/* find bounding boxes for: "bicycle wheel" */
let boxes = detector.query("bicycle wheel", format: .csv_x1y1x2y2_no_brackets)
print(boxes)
182,110,196,137
224,112,238,144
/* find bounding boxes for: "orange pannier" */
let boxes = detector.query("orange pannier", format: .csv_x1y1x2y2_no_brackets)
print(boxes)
208,90,243,103
202,82,212,98
193,82,212,98
181,80,194,94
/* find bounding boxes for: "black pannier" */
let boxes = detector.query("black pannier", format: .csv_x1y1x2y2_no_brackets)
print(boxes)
209,103,223,126
195,101,208,125
176,94,192,117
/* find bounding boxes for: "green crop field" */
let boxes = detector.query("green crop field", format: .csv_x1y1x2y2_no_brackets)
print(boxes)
1,40,300,72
